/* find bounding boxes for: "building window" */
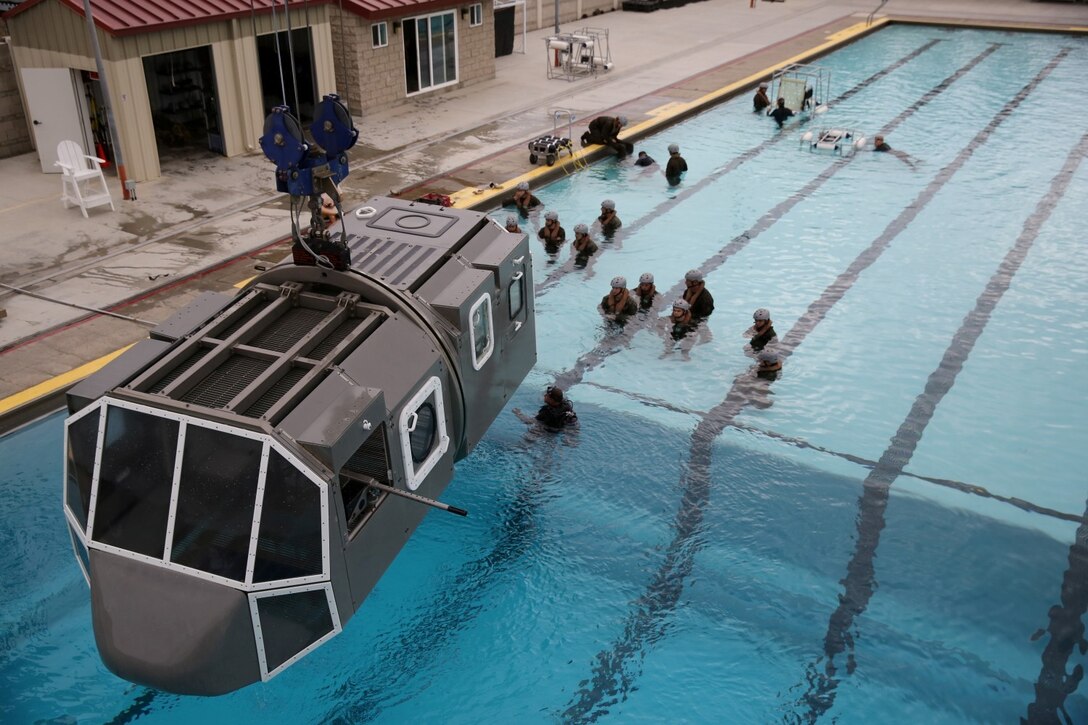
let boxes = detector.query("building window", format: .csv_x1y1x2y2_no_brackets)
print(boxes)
372,22,388,49
469,3,482,26
403,11,457,95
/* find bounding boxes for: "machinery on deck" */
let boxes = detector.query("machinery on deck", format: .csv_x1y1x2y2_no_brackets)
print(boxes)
62,97,536,695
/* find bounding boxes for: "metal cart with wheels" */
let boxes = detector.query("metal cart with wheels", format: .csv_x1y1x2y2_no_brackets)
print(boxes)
528,110,576,166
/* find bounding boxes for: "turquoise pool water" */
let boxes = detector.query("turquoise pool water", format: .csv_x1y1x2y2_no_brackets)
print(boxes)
3,24,1087,724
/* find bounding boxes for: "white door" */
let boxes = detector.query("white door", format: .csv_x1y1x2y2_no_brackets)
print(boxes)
22,68,91,173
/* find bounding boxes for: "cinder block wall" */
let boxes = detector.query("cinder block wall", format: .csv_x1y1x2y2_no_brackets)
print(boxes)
0,20,33,159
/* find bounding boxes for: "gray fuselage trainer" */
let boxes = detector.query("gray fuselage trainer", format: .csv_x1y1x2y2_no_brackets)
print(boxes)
62,197,536,695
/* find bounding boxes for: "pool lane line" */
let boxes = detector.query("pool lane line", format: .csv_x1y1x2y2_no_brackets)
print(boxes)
795,111,1085,724
533,37,950,294
558,48,1071,724
578,381,1088,526
551,40,1000,395
326,437,563,723
1025,495,1088,722
444,18,891,211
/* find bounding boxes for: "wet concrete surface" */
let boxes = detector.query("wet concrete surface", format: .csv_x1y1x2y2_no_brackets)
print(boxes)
0,0,1085,417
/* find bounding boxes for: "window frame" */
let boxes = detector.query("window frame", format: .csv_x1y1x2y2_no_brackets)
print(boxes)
371,21,388,49
469,3,483,26
403,9,459,96
469,292,495,370
398,376,450,490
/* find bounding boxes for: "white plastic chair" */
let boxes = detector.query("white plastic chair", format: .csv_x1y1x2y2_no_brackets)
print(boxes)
55,140,115,217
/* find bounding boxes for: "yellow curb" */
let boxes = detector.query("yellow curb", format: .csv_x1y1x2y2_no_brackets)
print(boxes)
0,344,134,419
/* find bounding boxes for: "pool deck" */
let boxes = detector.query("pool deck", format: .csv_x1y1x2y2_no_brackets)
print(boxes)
0,0,1085,430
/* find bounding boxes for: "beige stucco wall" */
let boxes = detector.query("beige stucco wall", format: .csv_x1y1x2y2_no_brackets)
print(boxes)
331,6,495,120
6,0,335,181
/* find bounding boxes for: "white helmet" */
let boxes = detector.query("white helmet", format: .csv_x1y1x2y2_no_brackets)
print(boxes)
685,269,704,282
639,272,654,285
672,298,690,311
601,199,616,210
753,308,770,321
668,143,680,154
611,276,627,289
757,349,781,364
517,181,529,191
505,214,518,227
574,223,589,234
617,115,628,126
544,210,559,221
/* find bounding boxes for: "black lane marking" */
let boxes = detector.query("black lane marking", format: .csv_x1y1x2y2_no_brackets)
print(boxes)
581,380,1088,526
554,41,999,393
793,84,1082,725
1024,498,1088,723
533,39,944,294
559,48,1064,724
327,438,562,724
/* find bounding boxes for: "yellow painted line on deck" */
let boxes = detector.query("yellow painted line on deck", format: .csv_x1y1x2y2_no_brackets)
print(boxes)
449,18,886,209
0,344,134,418
645,102,688,117
234,275,254,288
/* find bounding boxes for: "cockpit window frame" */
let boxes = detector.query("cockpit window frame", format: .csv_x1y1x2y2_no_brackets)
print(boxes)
398,376,450,491
64,397,331,593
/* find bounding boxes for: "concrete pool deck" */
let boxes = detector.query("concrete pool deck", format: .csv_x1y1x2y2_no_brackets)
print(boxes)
1,0,1086,430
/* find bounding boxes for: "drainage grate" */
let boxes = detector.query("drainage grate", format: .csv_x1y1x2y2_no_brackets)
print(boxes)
181,355,271,409
148,347,211,394
249,307,328,353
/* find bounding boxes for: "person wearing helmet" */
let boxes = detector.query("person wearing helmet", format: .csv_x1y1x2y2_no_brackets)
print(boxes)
753,82,771,113
660,298,712,359
744,307,778,352
503,214,521,234
580,115,633,158
632,272,660,310
682,269,715,319
600,275,638,322
755,348,783,380
508,180,542,212
571,223,598,268
665,143,688,186
634,150,656,167
768,97,795,129
597,199,622,235
537,209,566,259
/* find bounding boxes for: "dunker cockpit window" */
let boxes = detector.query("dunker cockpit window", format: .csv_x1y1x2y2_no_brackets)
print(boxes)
469,293,494,370
399,377,450,490
92,406,179,558
66,399,329,591
170,425,262,580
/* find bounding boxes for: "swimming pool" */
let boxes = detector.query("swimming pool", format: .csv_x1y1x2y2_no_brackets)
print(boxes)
2,23,1087,724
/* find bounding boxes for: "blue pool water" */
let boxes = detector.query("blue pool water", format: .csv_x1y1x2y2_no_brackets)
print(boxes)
3,24,1088,723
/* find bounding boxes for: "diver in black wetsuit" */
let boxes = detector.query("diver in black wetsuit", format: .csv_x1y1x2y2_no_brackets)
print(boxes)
513,385,578,431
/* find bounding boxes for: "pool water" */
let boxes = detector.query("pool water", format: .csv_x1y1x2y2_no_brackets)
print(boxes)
3,24,1087,724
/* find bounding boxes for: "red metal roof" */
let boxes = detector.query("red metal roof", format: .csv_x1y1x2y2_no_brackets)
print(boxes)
337,0,462,21
5,0,467,33
4,0,331,36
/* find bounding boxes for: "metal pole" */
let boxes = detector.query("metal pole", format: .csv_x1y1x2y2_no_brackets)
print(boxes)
341,471,468,517
553,0,559,33
81,0,131,200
